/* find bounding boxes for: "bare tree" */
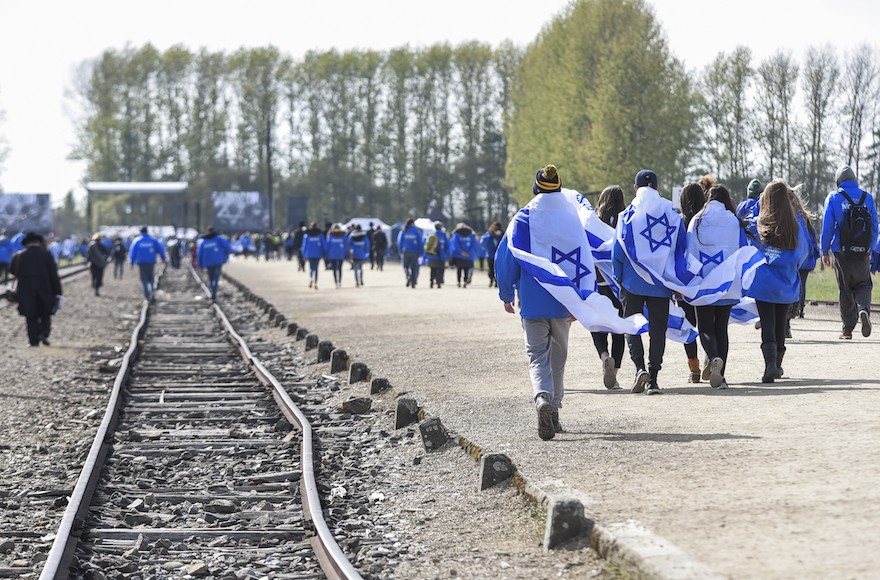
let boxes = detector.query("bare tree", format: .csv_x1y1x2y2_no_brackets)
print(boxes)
800,45,839,207
753,51,799,180
840,44,879,176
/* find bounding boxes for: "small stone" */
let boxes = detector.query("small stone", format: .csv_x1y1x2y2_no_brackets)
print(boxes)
162,561,185,571
206,499,236,513
143,493,156,507
0,539,14,554
126,498,145,511
342,397,372,414
12,559,29,567
187,561,210,577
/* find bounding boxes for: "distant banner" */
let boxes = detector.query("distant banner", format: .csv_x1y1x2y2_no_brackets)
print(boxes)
286,196,309,229
0,193,53,233
210,191,269,233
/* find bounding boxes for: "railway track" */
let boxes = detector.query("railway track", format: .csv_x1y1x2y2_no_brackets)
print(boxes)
38,266,362,579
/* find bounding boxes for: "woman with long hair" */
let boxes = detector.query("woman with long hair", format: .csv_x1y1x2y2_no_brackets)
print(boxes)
687,184,750,388
749,180,810,382
591,185,627,389
679,181,708,382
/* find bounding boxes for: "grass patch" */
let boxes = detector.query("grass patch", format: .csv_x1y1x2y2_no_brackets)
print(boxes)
804,266,880,303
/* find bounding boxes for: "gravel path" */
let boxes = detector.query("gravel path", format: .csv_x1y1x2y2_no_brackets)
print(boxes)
226,258,880,580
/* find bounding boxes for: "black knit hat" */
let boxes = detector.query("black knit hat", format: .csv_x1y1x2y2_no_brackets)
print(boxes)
533,164,562,195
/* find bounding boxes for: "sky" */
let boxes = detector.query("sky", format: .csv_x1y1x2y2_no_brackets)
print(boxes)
1,0,879,205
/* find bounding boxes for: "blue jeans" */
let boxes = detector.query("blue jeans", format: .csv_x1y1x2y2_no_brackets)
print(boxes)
138,263,155,299
207,265,222,299
403,252,420,286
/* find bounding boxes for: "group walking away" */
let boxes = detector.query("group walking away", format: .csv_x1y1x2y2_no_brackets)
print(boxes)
497,163,877,441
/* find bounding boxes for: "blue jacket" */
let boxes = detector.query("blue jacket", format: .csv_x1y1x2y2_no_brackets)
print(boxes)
748,219,811,304
397,225,423,254
481,231,503,259
128,234,167,265
495,234,569,319
820,181,880,255
326,232,349,260
197,233,233,268
424,230,449,262
349,231,371,261
797,214,820,272
11,232,25,254
736,198,760,223
300,228,327,259
449,229,480,262
0,235,12,263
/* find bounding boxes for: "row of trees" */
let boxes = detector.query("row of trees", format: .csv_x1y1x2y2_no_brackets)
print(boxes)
71,0,880,231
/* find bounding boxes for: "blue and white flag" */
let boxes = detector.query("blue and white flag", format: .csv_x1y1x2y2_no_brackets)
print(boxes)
618,187,764,307
507,192,648,335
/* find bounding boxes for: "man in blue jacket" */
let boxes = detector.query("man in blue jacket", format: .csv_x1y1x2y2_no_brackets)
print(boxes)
821,165,879,338
129,226,167,300
197,226,234,301
495,164,572,441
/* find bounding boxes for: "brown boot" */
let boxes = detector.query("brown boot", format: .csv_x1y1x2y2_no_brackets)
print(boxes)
687,358,701,383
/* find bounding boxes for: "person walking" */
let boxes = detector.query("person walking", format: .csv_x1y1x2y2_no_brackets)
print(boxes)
612,170,684,395
293,222,307,271
9,232,62,347
128,226,167,301
687,184,752,389
398,218,423,288
111,236,127,279
790,192,820,318
495,164,574,440
424,222,449,288
86,233,111,296
0,230,12,285
481,222,504,288
590,186,627,390
301,222,327,290
736,178,764,223
326,224,349,289
679,181,708,382
449,223,480,288
749,180,811,382
372,226,388,271
820,165,879,339
349,225,370,287
196,226,233,301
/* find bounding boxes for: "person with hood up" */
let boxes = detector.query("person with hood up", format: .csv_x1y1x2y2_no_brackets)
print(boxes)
481,222,504,288
128,226,167,301
372,226,388,271
397,218,423,288
449,223,480,288
301,222,327,289
736,178,764,223
10,232,62,347
424,221,449,288
326,224,350,289
86,233,111,296
349,225,371,287
197,226,234,301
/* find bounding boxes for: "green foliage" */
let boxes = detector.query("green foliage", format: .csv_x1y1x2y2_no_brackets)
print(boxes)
506,0,699,205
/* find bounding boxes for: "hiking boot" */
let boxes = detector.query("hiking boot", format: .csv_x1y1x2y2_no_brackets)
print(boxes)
709,357,724,388
551,410,563,433
536,396,555,440
631,369,649,393
840,331,852,340
860,310,872,337
687,358,701,383
602,357,620,389
701,356,711,381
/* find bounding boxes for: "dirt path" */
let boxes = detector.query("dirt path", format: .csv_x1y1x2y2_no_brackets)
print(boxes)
227,258,880,579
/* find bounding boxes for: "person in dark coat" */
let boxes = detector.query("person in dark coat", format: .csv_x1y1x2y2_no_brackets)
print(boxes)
86,233,111,296
10,232,63,347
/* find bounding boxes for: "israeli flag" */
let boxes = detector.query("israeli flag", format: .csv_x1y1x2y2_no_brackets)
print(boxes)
618,187,764,307
507,192,648,335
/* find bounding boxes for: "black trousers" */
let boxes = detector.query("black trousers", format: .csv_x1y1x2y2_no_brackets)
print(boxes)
623,289,669,373
833,253,872,331
756,300,789,350
681,301,698,359
25,312,52,346
591,284,626,368
695,304,733,366
90,264,105,290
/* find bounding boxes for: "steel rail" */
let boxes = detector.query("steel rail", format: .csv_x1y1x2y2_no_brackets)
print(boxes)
187,265,363,580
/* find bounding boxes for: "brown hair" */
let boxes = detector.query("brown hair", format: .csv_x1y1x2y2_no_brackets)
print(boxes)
596,186,626,227
698,174,716,193
788,186,817,239
758,180,799,250
404,218,415,229
680,182,706,227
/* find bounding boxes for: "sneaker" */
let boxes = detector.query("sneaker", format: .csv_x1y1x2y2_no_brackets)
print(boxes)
709,357,724,388
39,336,50,347
309,280,313,288
536,396,555,441
551,410,563,433
860,310,871,337
840,331,852,340
645,380,662,395
602,358,620,389
716,378,729,390
755,320,762,330
631,369,649,393
701,357,711,381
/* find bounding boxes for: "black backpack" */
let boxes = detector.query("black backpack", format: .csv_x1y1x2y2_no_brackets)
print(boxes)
838,189,873,254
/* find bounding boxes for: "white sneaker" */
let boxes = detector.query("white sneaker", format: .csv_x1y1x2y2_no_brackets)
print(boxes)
602,357,620,389
631,369,649,393
709,357,724,388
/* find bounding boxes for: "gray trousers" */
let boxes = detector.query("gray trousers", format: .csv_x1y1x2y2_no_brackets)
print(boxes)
833,252,872,331
522,317,571,409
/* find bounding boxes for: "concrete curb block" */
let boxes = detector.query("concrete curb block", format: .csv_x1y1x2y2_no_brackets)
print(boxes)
222,271,721,579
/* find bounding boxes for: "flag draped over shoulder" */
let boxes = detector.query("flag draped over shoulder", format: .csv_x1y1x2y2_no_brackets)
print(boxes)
507,192,648,335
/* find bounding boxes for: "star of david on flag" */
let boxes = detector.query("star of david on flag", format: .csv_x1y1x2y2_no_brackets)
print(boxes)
551,246,591,286
640,213,677,252
699,251,724,266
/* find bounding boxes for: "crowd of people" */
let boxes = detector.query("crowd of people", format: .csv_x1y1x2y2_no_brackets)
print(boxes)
498,164,878,440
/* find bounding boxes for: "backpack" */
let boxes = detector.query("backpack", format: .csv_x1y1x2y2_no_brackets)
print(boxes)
424,233,439,255
838,189,873,254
